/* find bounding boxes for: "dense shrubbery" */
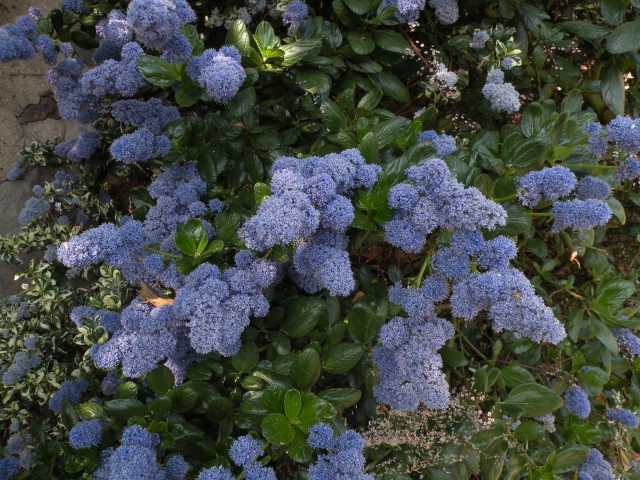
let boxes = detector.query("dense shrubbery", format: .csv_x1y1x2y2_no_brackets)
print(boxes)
3,0,640,478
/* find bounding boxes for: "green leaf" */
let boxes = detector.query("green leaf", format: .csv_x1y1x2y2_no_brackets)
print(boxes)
344,0,374,14
255,21,277,50
374,72,410,102
261,413,295,445
175,76,201,108
601,0,626,25
167,386,198,413
514,421,544,442
501,383,563,417
322,343,364,374
136,55,181,87
71,30,99,49
552,445,591,473
500,365,535,388
606,196,626,225
175,219,209,256
578,366,609,389
115,381,138,399
296,69,331,95
588,317,620,354
148,366,175,395
298,393,337,430
280,40,322,67
206,397,234,421
347,303,383,343
318,388,362,409
254,182,271,206
78,402,106,420
357,88,383,110
562,21,611,40
594,278,636,309
232,343,259,373
281,297,326,338
226,20,252,57
287,428,314,463
183,24,204,56
601,65,625,116
285,389,302,419
607,19,640,53
373,30,410,53
370,118,408,150
226,87,256,118
103,399,147,418
148,396,172,419
290,348,321,391
347,31,375,55
320,99,348,132
440,347,469,368
262,386,286,413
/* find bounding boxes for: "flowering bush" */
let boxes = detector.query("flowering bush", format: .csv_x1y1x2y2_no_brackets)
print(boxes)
3,0,640,479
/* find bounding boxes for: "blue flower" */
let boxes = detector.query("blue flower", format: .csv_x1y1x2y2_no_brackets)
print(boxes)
429,0,458,24
229,436,263,468
1,352,40,385
417,130,457,157
0,456,20,480
517,166,577,207
563,385,590,419
61,0,84,13
49,379,88,413
550,199,611,231
471,30,490,49
121,425,160,449
127,0,194,50
69,420,103,449
615,157,640,182
481,69,520,113
307,426,373,480
501,58,515,70
18,197,50,225
575,176,611,200
584,122,607,155
166,455,189,480
307,423,334,449
283,1,309,34
188,49,246,104
577,449,614,480
608,408,639,428
196,467,235,480
606,115,640,154
613,328,640,356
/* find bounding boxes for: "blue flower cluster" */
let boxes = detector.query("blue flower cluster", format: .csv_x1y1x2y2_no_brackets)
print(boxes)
517,166,612,232
383,159,506,253
608,408,639,428
110,98,179,163
283,1,309,35
241,150,380,296
382,0,423,23
1,351,41,385
126,0,195,58
228,436,275,479
92,425,187,480
613,327,640,356
174,252,278,356
92,10,133,63
516,166,577,207
58,163,207,290
0,14,58,64
584,122,607,155
429,0,459,24
550,200,611,232
187,47,245,104
0,456,19,480
55,129,102,162
471,30,490,49
306,423,373,480
48,378,88,414
563,385,590,419
17,196,50,225
481,69,520,114
606,115,640,154
90,300,188,379
501,58,515,70
578,449,614,480
615,157,640,183
69,420,104,449
451,268,566,344
372,280,453,410
417,130,457,157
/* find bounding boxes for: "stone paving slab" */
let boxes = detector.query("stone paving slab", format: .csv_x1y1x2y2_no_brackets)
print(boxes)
0,1,76,296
